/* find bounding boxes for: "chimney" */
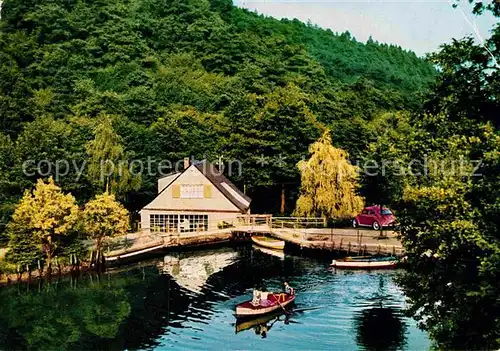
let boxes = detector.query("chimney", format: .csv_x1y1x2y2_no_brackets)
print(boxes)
184,157,190,169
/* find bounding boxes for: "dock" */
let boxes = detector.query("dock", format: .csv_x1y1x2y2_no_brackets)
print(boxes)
105,216,403,261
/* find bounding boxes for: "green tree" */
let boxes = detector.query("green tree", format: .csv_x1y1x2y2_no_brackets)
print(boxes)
397,134,500,348
86,115,141,197
360,111,414,209
82,192,129,253
7,178,79,273
294,130,364,220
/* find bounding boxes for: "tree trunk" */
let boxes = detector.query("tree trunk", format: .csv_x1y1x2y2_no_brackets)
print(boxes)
46,251,52,278
280,184,285,215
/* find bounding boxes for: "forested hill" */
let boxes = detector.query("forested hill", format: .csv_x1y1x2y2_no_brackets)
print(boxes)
0,0,435,216
228,6,435,95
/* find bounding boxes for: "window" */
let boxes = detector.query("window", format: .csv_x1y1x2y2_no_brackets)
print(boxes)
381,209,393,215
150,214,208,233
150,214,178,233
180,214,208,233
180,184,204,198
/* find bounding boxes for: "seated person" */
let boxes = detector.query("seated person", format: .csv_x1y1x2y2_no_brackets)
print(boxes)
251,290,261,306
259,291,274,306
284,282,295,295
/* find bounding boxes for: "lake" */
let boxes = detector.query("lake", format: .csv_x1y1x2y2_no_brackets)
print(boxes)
0,245,429,350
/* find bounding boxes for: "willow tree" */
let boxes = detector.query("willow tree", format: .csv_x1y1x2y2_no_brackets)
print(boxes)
8,178,79,274
294,131,364,220
86,115,141,198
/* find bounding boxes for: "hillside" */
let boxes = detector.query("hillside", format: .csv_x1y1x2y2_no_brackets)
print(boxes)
0,0,436,218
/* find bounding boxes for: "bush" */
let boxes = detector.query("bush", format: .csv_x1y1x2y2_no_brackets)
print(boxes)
0,260,16,276
218,221,234,229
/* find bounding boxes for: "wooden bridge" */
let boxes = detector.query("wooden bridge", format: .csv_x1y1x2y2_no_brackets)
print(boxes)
105,215,403,261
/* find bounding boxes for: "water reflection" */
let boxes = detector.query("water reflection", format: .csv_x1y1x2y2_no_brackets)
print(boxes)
252,245,285,260
0,273,132,350
352,275,408,350
158,248,238,293
0,246,427,350
354,306,407,351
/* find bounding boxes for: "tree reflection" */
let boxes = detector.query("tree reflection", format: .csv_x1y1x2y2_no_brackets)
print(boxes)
354,306,407,351
0,274,132,350
353,274,408,351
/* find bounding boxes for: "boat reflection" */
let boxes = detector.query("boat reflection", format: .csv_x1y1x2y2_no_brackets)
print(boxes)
235,309,292,338
252,244,285,259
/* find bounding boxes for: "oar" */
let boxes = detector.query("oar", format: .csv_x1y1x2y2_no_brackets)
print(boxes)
273,294,289,314
291,306,322,313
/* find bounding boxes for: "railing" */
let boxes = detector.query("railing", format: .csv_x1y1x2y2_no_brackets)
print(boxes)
270,217,326,230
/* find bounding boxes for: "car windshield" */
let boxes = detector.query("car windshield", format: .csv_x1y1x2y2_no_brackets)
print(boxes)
381,209,392,215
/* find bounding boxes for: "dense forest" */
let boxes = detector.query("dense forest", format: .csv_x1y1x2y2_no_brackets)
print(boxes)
1,0,500,348
0,0,436,231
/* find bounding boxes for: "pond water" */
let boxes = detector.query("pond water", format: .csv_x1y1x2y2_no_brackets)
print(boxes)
0,245,430,350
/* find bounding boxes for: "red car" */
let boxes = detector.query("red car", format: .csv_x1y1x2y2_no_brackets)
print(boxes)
352,206,396,230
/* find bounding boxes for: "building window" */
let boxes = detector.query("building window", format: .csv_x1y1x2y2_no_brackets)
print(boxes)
180,214,209,233
180,184,204,198
150,214,179,233
150,214,208,233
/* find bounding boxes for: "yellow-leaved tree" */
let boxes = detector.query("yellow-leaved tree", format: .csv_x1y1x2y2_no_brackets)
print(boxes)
294,130,364,220
82,192,129,254
9,178,79,274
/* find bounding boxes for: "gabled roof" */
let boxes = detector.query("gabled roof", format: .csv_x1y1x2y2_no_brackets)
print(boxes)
158,172,182,193
194,161,251,212
144,160,251,213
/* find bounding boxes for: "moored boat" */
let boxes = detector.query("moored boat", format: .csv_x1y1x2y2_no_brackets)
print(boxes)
331,256,398,269
235,291,295,318
251,235,285,250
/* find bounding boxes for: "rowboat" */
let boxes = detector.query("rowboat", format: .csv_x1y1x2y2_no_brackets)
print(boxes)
251,235,285,250
331,256,398,269
235,292,295,318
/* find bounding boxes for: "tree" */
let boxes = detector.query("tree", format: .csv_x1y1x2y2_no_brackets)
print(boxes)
86,115,141,198
397,136,500,348
360,111,414,209
7,178,79,274
294,130,364,220
82,192,129,254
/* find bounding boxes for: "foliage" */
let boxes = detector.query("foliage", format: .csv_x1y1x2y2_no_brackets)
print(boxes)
294,131,364,220
82,192,129,252
397,149,500,348
368,14,500,347
86,115,141,198
0,0,435,217
360,111,414,207
7,178,79,270
0,276,132,350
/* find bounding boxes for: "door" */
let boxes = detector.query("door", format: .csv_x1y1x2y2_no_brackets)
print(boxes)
358,209,370,225
366,210,377,226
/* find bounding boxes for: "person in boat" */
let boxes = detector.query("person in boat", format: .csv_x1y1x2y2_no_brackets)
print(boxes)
284,282,295,295
251,290,261,306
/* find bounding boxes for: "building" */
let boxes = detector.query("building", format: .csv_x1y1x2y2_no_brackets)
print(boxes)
140,159,251,234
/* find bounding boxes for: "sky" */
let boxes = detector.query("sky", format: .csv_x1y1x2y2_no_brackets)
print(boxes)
233,0,497,56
